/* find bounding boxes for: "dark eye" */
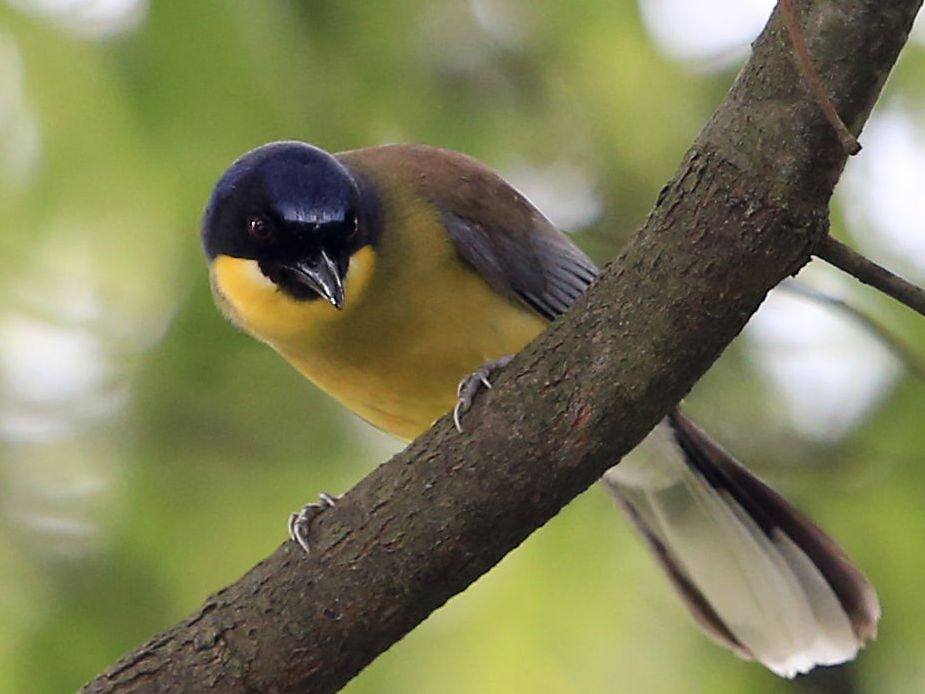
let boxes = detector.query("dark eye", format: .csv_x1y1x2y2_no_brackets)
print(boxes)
247,216,272,241
344,214,359,241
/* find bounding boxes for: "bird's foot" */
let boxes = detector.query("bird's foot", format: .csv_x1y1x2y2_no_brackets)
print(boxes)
453,355,514,432
288,492,339,554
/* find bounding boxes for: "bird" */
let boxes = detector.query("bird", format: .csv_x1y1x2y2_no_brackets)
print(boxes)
201,140,880,678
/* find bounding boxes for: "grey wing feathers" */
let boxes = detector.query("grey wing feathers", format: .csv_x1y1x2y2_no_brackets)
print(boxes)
443,211,598,321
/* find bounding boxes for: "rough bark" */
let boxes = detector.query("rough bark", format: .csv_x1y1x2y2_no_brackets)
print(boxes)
83,2,922,692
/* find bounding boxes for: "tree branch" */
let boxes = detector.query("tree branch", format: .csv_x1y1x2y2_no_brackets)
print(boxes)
815,235,925,318
782,279,925,380
779,0,862,154
82,2,922,693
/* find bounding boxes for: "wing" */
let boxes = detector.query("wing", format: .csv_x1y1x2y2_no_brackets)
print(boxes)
442,210,598,320
340,144,598,320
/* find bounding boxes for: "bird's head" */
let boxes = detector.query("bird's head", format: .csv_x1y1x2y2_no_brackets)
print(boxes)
202,141,364,309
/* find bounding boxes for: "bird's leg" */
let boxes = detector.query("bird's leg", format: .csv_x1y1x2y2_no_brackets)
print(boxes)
288,492,339,554
453,355,514,432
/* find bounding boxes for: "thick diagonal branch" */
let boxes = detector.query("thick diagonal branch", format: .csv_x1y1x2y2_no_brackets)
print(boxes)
82,2,922,693
779,0,862,154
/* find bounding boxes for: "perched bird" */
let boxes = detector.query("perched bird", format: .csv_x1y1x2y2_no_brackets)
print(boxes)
201,141,880,678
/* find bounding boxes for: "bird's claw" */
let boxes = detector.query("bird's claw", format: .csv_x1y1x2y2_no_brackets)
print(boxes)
453,355,514,432
288,492,339,554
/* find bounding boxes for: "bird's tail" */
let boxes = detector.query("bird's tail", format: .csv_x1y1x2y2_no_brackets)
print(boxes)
602,411,880,678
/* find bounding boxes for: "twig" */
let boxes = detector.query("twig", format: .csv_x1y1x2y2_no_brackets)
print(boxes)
814,236,925,318
779,0,862,155
782,279,925,381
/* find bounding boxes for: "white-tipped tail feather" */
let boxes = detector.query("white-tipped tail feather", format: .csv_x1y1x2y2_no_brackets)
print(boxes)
603,412,880,678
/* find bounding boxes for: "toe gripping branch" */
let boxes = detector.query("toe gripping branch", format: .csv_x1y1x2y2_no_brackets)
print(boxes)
288,492,339,554
453,355,514,432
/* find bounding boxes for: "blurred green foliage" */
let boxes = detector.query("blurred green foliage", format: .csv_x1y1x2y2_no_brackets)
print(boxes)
0,1,923,693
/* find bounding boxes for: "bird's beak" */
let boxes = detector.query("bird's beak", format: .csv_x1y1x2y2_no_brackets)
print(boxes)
283,251,345,309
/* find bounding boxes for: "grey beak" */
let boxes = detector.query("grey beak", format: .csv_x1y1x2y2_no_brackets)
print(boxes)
284,251,345,309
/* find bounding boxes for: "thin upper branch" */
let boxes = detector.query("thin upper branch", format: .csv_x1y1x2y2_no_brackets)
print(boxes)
815,236,925,318
779,0,862,154
782,279,925,380
82,2,923,693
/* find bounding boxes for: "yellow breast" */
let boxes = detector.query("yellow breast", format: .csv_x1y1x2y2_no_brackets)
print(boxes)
210,195,546,441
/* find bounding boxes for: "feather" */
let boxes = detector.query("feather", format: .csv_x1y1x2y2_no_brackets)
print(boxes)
602,415,879,677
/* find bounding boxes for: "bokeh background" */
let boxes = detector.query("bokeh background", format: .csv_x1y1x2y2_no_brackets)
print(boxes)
1,1,924,692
